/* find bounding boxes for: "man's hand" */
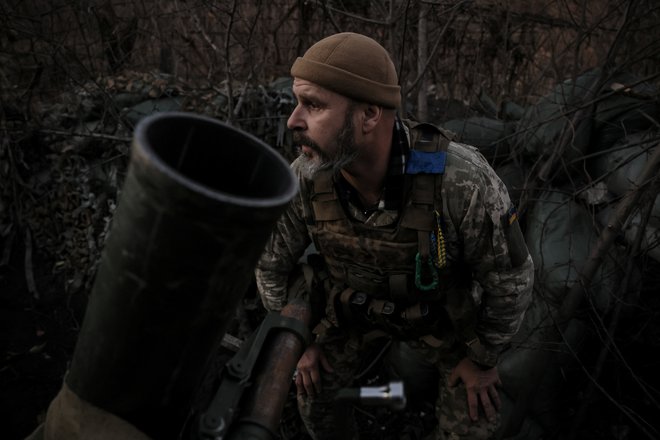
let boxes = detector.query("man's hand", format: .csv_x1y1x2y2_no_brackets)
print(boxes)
295,343,334,397
448,357,502,423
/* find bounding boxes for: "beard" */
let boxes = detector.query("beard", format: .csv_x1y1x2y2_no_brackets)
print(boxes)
294,109,359,179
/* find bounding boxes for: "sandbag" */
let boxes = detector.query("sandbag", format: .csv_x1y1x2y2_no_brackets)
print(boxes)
495,161,527,207
512,69,658,182
591,73,660,152
597,209,660,264
524,190,636,312
26,382,151,440
496,189,642,435
513,70,598,164
498,304,590,436
496,191,605,435
524,191,601,307
441,116,511,164
588,130,660,220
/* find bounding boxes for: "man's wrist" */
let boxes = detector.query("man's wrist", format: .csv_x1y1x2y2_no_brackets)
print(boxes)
468,358,496,370
465,337,499,369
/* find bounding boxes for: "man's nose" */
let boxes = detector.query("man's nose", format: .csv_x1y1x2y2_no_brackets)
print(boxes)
287,105,306,131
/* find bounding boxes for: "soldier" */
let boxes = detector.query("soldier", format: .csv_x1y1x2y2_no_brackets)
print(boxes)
255,32,534,440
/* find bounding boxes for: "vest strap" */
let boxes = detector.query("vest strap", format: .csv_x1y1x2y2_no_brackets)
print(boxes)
368,299,396,317
389,273,408,302
312,199,345,221
339,287,356,325
400,205,434,231
311,170,344,221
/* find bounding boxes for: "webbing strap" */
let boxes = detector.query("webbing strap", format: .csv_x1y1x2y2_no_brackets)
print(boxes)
404,122,450,293
311,170,344,221
401,303,425,323
400,122,450,232
400,205,434,231
389,273,408,302
417,230,430,259
339,287,356,325
370,299,395,315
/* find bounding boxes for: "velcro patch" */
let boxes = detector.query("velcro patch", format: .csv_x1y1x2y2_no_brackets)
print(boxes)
502,206,528,268
507,206,518,224
406,150,447,174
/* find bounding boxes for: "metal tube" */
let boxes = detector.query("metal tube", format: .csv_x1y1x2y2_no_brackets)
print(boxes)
65,112,297,439
229,302,311,439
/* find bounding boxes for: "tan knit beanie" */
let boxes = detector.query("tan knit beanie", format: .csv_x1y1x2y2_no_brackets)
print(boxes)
291,32,401,109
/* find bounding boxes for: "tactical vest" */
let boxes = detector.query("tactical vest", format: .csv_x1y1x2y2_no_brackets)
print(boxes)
303,121,473,344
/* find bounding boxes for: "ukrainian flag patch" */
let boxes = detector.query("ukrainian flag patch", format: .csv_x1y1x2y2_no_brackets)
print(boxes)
507,206,518,224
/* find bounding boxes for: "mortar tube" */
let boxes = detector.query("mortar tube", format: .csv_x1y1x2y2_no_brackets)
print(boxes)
228,301,311,440
64,112,298,439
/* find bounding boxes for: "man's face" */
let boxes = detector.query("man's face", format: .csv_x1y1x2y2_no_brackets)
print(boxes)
288,78,358,177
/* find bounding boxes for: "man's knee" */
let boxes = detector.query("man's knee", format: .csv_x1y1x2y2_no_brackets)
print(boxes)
298,392,358,440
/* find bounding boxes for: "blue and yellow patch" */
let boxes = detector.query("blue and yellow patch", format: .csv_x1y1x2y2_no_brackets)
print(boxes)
507,206,518,225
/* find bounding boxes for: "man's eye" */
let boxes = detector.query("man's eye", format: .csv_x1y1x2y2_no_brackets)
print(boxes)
294,98,322,111
302,100,322,110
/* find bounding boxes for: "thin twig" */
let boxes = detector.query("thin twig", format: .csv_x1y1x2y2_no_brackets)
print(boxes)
24,227,39,300
568,188,660,439
37,129,131,143
505,143,660,436
224,0,238,123
559,143,660,322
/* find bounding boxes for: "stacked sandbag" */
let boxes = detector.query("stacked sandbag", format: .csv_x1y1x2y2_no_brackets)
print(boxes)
590,74,660,152
24,384,150,440
498,190,640,436
514,70,598,166
589,130,660,262
513,69,659,182
440,116,513,164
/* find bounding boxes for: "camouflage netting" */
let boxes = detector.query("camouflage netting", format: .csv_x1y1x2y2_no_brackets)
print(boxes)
1,70,296,303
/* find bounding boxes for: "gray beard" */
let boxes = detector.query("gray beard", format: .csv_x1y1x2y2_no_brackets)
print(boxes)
298,146,359,179
298,153,326,180
295,109,359,179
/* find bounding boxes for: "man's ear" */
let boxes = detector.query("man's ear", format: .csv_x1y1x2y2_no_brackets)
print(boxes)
361,104,383,133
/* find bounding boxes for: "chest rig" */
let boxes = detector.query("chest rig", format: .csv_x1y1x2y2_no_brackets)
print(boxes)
304,121,467,341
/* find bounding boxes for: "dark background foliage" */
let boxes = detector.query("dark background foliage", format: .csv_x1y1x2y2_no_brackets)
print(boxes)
1,1,660,439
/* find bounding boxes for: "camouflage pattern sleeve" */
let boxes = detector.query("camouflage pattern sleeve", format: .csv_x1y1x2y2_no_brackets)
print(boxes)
443,142,534,367
254,156,312,311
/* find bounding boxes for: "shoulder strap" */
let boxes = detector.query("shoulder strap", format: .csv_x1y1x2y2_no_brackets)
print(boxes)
400,121,452,292
405,121,452,172
309,169,345,222
400,121,452,232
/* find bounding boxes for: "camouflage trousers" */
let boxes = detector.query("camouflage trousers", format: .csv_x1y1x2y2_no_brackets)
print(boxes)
297,330,500,440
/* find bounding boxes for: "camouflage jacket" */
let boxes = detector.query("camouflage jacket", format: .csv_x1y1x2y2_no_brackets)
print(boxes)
255,120,534,366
